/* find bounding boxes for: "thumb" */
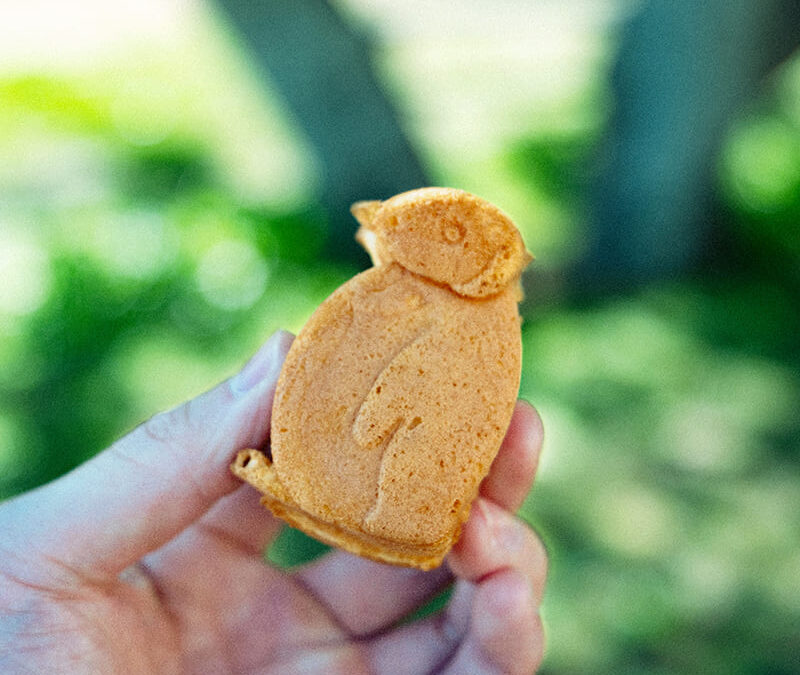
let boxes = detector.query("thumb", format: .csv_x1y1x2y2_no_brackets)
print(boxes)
1,330,294,583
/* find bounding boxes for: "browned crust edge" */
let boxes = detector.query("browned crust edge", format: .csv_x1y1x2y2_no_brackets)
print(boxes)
231,449,461,571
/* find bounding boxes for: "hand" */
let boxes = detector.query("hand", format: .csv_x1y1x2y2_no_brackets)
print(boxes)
0,331,547,674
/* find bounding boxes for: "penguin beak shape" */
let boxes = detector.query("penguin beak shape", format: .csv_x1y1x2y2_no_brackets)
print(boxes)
352,200,390,266
350,200,381,229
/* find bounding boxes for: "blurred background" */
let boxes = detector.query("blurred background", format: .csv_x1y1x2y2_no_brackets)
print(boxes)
1,0,799,672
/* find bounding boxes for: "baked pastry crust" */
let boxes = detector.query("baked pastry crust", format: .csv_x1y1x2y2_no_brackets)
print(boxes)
232,188,531,570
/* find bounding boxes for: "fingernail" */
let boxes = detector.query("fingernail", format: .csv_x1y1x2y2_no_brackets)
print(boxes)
230,331,292,397
480,500,523,556
476,499,501,552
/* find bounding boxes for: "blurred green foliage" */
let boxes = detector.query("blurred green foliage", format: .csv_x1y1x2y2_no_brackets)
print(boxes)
1,4,799,674
0,69,347,493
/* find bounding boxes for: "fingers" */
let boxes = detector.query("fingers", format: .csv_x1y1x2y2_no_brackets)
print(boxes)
138,485,283,597
0,331,294,584
441,569,544,675
293,551,453,636
367,506,547,674
481,400,544,512
191,484,284,556
444,498,547,673
448,498,548,603
366,581,474,674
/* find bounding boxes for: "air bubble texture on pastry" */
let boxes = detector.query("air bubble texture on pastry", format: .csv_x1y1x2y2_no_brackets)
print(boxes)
232,187,532,570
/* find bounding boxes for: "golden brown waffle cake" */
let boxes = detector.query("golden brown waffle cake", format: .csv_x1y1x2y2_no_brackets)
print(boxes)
232,187,532,570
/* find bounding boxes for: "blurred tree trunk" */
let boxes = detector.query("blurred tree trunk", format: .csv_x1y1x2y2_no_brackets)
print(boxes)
576,0,800,292
215,0,431,263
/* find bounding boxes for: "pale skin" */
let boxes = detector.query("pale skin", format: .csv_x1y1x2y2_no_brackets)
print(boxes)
0,331,547,674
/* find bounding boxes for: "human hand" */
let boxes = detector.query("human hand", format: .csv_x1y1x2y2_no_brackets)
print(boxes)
0,330,546,674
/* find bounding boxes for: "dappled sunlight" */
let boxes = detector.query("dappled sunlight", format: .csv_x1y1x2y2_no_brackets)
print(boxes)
673,549,739,617
0,0,314,208
662,398,753,473
89,211,180,280
0,229,52,317
348,0,620,263
519,287,800,671
722,116,800,214
591,484,681,559
195,238,271,311
769,551,800,612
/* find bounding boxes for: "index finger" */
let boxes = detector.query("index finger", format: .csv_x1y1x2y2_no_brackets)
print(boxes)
480,400,544,512
0,331,294,585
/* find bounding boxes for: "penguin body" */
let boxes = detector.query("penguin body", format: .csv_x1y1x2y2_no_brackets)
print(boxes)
233,188,531,569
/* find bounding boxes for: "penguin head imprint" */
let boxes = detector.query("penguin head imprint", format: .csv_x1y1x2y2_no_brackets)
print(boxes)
352,187,532,298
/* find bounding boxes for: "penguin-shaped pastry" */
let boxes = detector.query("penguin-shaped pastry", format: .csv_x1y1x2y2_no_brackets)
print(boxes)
233,187,532,569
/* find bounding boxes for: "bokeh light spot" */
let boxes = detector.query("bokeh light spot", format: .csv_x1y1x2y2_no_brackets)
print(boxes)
593,485,679,558
674,549,738,615
0,229,52,316
195,239,269,310
91,211,178,279
724,117,800,213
